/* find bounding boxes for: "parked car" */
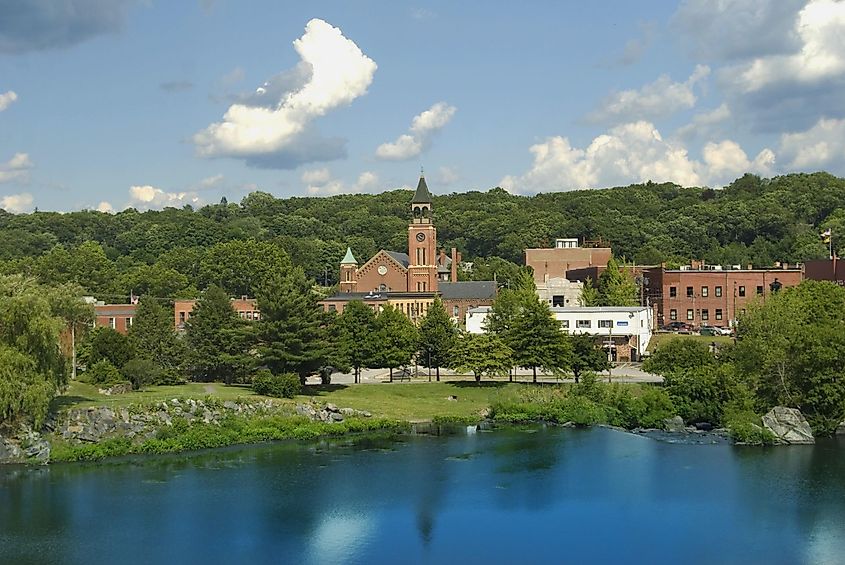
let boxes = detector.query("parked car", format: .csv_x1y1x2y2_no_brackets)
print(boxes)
700,325,732,336
662,321,692,333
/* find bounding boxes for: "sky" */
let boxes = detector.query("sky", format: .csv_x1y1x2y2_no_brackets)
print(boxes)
1,0,845,213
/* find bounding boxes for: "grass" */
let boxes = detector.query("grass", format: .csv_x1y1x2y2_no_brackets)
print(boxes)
648,333,733,352
54,381,268,411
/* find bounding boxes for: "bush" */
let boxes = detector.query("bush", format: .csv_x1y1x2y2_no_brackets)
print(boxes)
724,408,777,445
663,364,749,426
644,339,716,376
252,371,301,399
121,358,162,390
87,360,125,385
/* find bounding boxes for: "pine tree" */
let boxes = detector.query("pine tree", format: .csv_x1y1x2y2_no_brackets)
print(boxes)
255,267,328,384
417,298,457,381
335,300,378,384
450,332,512,384
128,295,182,376
373,305,418,382
508,292,572,383
184,285,253,384
579,277,601,307
598,257,638,306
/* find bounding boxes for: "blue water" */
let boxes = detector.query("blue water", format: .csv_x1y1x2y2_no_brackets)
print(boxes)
2,426,844,564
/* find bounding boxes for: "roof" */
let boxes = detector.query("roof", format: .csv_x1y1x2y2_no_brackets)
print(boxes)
550,306,650,314
94,304,137,316
439,281,497,300
386,251,410,268
411,175,433,203
320,291,438,302
341,247,357,265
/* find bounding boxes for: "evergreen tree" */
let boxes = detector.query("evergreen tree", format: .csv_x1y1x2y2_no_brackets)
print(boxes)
508,292,572,383
373,305,418,382
450,332,512,384
335,300,378,384
86,327,135,369
128,295,182,376
184,285,253,384
597,257,638,306
417,298,457,381
255,267,328,384
569,333,611,383
579,277,600,307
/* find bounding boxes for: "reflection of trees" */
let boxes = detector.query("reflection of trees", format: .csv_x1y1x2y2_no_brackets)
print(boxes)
489,425,562,510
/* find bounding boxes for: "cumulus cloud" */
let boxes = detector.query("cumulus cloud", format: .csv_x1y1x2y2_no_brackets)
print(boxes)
0,0,138,54
675,103,732,139
0,153,33,184
0,192,34,213
436,166,460,186
194,19,377,168
128,185,202,210
195,174,224,190
778,117,845,170
0,91,17,111
96,201,114,213
375,102,457,160
587,65,710,124
500,122,773,193
303,169,379,195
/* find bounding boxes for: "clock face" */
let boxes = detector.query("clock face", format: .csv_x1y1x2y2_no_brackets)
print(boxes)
377,265,388,276
416,232,426,242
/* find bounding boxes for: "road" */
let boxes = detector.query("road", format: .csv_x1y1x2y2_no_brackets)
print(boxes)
307,363,662,386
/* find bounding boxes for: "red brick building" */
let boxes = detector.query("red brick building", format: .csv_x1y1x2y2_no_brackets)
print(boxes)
803,257,845,286
526,239,612,284
321,174,496,324
174,296,259,332
93,304,137,335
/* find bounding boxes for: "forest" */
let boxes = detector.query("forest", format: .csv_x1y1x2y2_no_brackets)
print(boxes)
1,172,843,300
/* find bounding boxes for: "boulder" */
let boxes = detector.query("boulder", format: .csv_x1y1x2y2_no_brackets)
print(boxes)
98,383,132,396
663,416,686,433
762,406,815,444
325,403,339,413
836,420,845,436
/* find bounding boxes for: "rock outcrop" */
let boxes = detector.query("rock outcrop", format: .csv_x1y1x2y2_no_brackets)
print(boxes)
663,416,686,433
762,406,815,444
0,424,51,465
295,402,371,423
836,420,845,436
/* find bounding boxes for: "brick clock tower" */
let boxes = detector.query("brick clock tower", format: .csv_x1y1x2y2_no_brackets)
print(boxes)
408,174,438,292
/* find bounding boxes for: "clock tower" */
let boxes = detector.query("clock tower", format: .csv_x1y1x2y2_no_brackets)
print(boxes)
408,173,438,292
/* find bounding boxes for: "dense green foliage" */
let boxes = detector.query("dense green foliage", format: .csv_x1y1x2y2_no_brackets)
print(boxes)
251,371,302,399
643,338,716,376
120,358,163,390
2,173,843,300
569,334,611,383
372,305,418,381
334,300,379,384
450,332,513,384
86,360,125,385
84,327,135,370
416,298,458,381
128,296,182,381
596,257,638,306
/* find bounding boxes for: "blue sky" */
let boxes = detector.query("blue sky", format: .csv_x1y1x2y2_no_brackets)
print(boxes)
1,0,844,212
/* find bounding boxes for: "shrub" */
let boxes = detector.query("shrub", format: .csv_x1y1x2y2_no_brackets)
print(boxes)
87,360,125,385
644,339,716,376
663,364,747,426
724,408,777,445
252,371,301,399
121,358,162,390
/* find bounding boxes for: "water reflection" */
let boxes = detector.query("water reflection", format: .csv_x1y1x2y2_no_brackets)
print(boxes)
1,428,844,564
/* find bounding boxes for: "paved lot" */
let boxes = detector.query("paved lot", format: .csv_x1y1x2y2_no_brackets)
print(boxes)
308,363,662,386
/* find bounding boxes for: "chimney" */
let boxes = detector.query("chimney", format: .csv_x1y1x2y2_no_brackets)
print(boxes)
747,264,753,270
451,247,459,283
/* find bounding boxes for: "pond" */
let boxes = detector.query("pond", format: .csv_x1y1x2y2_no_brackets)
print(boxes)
2,426,843,564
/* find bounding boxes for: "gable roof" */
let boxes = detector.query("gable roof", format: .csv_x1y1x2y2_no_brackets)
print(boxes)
439,281,497,300
358,249,409,274
386,251,410,268
412,175,433,203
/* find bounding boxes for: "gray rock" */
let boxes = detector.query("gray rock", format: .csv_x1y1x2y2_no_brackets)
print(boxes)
329,412,344,422
325,403,339,413
762,406,815,444
223,400,237,410
663,416,686,433
836,420,845,435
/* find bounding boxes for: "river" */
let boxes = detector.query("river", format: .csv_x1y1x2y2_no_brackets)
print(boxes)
2,426,844,564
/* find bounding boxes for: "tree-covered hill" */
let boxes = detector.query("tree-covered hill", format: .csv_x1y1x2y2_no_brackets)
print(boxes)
1,172,842,299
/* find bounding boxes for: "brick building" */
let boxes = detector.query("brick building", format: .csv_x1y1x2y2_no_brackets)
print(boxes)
321,174,497,324
525,238,612,284
174,296,260,332
803,257,845,286
93,303,137,335
644,262,803,329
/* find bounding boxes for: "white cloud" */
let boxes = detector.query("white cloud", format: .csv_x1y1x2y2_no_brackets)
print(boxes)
0,193,34,213
194,19,376,167
96,201,114,213
436,166,460,185
726,0,845,93
778,117,845,170
376,102,457,160
0,153,33,184
196,174,224,189
675,103,731,139
587,65,710,124
128,185,202,210
304,170,379,195
0,91,17,111
500,121,772,192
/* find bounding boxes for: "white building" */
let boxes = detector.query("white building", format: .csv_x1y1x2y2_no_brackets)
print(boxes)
536,277,583,307
466,305,654,362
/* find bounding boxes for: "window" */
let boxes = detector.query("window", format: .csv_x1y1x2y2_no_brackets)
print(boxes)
701,286,708,297
715,286,722,297
670,309,677,321
686,286,694,297
328,304,337,312
576,320,591,329
739,286,746,297
179,312,186,324
701,309,709,321
453,306,459,317
109,317,115,330
598,320,613,328
687,309,694,321
756,285,764,295
715,308,723,320
670,286,677,298
552,295,565,307
560,320,570,329
125,317,133,328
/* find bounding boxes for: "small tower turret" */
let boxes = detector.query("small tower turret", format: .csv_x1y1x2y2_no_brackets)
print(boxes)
339,247,358,293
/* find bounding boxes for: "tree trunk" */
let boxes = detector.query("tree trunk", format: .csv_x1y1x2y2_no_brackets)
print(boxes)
509,368,513,383
71,324,77,381
389,367,393,383
436,366,440,382
574,368,580,384
533,366,537,384
475,372,481,385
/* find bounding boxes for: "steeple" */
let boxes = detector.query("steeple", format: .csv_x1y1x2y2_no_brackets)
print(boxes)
412,173,433,204
340,247,357,265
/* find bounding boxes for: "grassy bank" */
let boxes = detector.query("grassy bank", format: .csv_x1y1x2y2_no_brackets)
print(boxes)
648,333,733,352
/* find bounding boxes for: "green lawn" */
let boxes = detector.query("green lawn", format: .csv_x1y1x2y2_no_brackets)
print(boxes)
648,332,733,352
54,380,520,423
